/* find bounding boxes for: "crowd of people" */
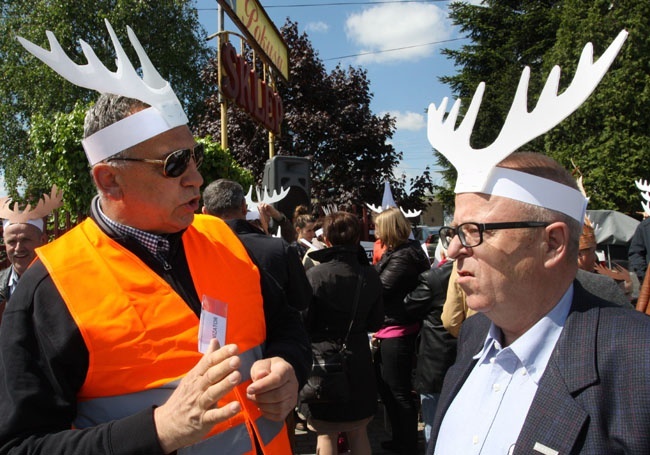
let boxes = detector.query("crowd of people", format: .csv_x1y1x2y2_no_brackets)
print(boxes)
1,20,650,455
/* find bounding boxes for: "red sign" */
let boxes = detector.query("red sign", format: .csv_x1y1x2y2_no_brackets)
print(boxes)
220,42,283,135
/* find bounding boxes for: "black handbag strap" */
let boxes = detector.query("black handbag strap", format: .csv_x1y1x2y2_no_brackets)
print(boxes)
342,267,365,347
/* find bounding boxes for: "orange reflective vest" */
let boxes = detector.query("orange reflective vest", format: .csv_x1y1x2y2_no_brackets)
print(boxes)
37,215,291,454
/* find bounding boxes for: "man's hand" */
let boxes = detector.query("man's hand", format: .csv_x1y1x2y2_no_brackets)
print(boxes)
258,203,283,222
154,341,242,454
246,357,299,422
594,262,631,283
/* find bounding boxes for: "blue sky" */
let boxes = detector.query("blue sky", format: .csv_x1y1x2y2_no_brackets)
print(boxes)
195,0,481,187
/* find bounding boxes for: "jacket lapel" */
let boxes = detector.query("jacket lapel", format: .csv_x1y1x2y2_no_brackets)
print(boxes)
514,282,600,454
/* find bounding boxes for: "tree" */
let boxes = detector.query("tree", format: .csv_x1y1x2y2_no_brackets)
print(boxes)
198,19,433,213
0,0,211,199
543,0,650,215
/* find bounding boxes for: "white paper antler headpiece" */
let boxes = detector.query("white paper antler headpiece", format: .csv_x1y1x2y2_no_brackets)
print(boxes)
17,19,188,165
634,179,650,217
244,186,290,220
0,185,64,231
427,30,628,222
366,180,422,218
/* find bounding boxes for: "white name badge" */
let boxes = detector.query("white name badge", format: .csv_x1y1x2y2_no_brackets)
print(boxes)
198,295,228,353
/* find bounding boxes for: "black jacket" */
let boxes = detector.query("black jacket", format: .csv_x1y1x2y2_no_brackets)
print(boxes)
226,218,312,310
0,197,311,455
628,217,650,281
404,261,457,394
0,266,10,325
375,239,431,326
303,244,384,421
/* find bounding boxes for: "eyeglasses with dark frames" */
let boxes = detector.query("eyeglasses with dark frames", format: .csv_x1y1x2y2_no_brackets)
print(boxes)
439,221,550,249
106,142,204,178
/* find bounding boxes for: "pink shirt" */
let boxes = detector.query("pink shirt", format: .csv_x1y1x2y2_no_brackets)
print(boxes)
374,322,421,339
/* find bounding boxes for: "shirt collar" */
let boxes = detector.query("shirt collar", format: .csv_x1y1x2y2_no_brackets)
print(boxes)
8,267,20,292
473,283,574,384
96,202,170,262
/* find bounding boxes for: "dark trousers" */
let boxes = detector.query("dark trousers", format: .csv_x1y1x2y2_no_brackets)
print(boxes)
375,333,419,452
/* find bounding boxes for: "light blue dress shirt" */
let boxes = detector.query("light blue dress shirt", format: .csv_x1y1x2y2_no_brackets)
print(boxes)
8,267,19,298
434,285,573,454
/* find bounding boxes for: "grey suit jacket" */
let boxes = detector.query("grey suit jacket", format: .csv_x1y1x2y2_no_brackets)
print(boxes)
575,268,631,308
428,280,650,454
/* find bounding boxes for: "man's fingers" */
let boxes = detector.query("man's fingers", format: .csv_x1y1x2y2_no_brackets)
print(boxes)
203,401,242,424
197,343,239,377
200,370,241,409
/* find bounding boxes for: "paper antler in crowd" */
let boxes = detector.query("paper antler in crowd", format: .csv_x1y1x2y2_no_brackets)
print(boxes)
634,179,650,217
322,204,338,216
17,20,187,165
427,30,628,222
244,186,290,220
366,180,422,219
0,185,63,230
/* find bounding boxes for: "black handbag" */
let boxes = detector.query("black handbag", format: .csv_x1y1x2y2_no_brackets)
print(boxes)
299,269,364,404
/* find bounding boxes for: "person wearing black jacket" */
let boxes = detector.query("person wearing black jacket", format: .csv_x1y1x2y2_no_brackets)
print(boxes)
302,211,384,455
403,260,457,446
373,207,431,454
202,178,312,311
0,28,310,453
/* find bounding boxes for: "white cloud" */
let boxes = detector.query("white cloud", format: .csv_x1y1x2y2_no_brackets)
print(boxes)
345,3,451,65
305,21,329,33
384,110,426,131
463,0,486,6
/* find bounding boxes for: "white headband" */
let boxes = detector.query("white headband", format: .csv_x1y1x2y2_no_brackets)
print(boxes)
17,19,188,164
81,108,174,165
479,167,588,222
2,218,44,232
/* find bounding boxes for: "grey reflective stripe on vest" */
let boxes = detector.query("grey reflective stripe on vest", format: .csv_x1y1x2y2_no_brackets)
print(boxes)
179,416,284,455
75,344,264,428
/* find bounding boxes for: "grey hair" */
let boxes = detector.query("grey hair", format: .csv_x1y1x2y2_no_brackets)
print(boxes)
202,179,246,218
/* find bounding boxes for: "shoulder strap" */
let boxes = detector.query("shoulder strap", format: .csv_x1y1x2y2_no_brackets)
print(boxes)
343,267,365,345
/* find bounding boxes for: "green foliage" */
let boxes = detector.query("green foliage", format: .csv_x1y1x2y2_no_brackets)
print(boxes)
198,19,432,213
543,0,650,215
0,0,211,196
29,102,92,216
197,137,254,193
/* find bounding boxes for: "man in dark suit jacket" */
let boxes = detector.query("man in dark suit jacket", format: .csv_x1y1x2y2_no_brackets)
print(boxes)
202,179,312,311
429,153,650,454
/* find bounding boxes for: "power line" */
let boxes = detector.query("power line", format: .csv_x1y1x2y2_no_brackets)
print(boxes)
197,1,450,12
323,37,464,61
262,1,449,7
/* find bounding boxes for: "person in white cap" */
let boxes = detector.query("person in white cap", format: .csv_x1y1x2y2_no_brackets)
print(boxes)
0,220,46,305
428,30,650,454
0,186,62,322
0,21,310,455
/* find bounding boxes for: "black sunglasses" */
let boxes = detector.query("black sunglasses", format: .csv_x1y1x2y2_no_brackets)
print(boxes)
107,143,204,178
439,221,550,249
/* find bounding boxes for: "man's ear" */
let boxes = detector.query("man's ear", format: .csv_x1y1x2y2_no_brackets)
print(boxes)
543,221,570,268
92,163,123,201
